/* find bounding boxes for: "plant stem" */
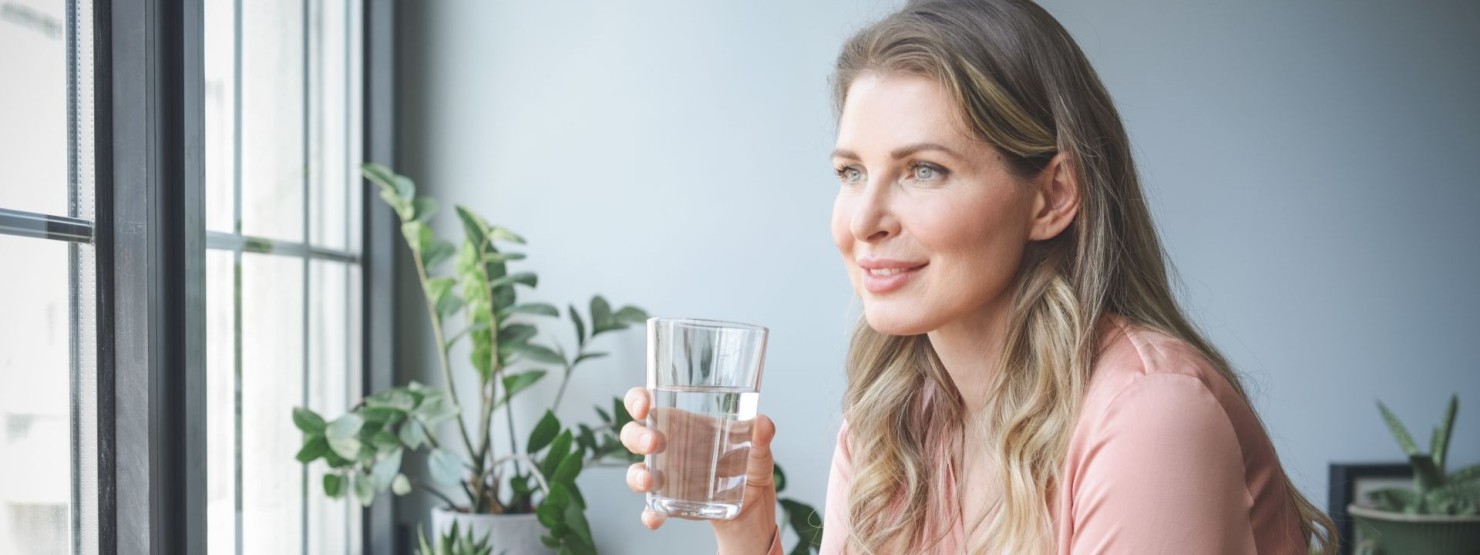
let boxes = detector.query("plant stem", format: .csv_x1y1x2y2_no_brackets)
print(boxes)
411,251,478,460
412,478,462,509
551,360,574,413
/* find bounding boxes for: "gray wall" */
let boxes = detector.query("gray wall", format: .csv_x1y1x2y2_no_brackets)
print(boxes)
395,1,1480,552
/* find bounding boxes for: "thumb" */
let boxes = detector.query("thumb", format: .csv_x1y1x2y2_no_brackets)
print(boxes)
744,414,776,489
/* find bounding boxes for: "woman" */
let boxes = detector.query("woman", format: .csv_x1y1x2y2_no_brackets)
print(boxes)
621,0,1337,553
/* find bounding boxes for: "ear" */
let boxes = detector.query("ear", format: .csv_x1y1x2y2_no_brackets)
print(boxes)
1027,152,1080,241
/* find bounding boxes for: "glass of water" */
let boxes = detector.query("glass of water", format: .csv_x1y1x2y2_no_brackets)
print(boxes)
644,317,769,520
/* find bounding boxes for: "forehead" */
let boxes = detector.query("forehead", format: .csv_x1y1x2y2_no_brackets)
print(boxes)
835,73,977,154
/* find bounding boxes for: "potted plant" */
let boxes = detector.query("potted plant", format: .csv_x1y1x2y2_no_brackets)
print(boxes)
291,164,647,554
1347,394,1480,554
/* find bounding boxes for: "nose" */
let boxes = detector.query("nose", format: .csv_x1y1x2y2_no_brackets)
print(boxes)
849,178,898,243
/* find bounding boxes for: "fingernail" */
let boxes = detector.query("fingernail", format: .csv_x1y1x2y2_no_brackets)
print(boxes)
641,432,654,449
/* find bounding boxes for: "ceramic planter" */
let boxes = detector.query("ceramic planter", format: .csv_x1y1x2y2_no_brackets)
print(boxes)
1347,504,1480,555
430,507,555,555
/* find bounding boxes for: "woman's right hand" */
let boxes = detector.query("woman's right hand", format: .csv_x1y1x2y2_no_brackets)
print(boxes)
620,386,780,553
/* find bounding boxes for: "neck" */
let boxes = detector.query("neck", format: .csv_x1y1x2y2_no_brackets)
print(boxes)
926,297,1014,418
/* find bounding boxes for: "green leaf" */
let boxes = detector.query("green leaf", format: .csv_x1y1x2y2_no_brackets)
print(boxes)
373,449,403,487
428,449,465,486
488,225,526,245
1451,463,1480,484
489,272,538,290
552,451,582,485
486,251,527,263
296,436,329,463
594,405,611,424
454,206,491,245
326,413,363,441
573,351,607,365
541,431,573,480
569,304,587,348
1435,394,1458,470
613,396,634,429
614,306,649,325
435,292,464,320
354,474,375,506
326,414,365,460
514,343,565,365
780,498,825,549
362,163,414,216
412,197,438,223
774,464,788,494
589,296,615,335
391,473,412,496
422,239,457,270
499,323,538,347
399,419,427,450
323,473,345,497
499,370,548,407
361,406,406,425
1413,455,1443,492
1377,401,1420,456
293,407,327,434
536,489,564,528
500,302,559,319
528,411,561,454
402,221,435,254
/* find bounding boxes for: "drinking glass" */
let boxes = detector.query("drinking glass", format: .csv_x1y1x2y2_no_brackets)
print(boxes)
644,317,769,520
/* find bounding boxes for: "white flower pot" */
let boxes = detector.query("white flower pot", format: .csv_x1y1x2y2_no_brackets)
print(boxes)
429,508,555,555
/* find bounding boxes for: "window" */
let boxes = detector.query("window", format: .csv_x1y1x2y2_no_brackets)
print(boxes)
203,0,365,552
0,0,99,553
2,0,391,552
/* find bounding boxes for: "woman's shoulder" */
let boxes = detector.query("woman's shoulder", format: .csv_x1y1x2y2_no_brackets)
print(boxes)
1086,313,1236,407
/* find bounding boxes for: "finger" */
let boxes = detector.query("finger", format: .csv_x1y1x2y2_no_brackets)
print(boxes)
619,422,666,454
626,462,653,493
745,415,776,490
624,387,651,420
641,508,666,530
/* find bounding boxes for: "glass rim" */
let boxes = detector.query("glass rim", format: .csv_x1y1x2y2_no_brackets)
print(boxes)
647,317,768,334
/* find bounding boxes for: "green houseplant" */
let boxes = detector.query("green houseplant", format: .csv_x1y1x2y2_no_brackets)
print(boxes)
291,164,648,555
1347,394,1480,554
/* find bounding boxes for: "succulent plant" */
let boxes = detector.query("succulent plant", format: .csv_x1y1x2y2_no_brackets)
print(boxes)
1369,394,1480,516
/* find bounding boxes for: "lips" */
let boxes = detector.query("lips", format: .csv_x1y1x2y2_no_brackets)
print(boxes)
858,259,927,294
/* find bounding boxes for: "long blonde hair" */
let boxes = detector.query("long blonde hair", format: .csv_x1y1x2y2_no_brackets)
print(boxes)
831,1,1337,553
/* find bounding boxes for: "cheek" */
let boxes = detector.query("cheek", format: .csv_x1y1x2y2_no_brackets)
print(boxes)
830,194,851,254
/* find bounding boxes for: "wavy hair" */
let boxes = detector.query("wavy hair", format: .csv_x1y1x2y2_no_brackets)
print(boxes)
831,1,1337,553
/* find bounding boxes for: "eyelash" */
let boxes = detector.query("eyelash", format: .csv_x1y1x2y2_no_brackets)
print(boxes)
832,162,952,186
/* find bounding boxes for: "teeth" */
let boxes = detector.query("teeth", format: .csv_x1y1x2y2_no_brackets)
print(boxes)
867,267,913,277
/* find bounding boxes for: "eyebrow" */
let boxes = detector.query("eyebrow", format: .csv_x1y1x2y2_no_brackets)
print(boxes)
830,142,963,161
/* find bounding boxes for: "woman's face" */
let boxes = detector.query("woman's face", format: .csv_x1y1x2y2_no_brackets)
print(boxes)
830,73,1039,336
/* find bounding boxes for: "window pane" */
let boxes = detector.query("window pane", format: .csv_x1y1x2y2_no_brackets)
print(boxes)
0,235,73,554
240,0,305,242
308,0,348,250
241,253,304,553
307,259,361,553
204,0,237,233
205,250,236,554
0,0,67,216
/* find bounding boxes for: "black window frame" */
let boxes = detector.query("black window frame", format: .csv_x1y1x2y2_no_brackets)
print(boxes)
92,0,399,552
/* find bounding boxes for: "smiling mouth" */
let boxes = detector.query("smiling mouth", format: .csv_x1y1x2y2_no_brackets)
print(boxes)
865,265,924,277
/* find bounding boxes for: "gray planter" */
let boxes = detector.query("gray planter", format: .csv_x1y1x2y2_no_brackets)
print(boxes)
430,508,555,555
1347,504,1480,555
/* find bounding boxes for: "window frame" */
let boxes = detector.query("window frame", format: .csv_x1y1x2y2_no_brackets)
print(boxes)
92,0,398,552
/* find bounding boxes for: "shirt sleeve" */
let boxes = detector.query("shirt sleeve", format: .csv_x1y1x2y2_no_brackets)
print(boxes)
1069,374,1257,554
817,421,852,554
760,421,849,555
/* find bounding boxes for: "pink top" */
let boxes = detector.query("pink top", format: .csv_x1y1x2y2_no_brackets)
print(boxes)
761,314,1307,554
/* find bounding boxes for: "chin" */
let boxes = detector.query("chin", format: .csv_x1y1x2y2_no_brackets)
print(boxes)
862,303,937,336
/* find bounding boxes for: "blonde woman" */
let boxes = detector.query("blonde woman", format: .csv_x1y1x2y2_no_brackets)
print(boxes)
620,0,1337,552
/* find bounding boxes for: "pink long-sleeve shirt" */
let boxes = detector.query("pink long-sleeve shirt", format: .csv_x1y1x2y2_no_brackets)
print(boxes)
762,314,1308,554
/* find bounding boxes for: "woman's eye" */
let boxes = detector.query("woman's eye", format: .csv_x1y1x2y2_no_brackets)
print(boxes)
836,166,864,184
911,163,944,181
